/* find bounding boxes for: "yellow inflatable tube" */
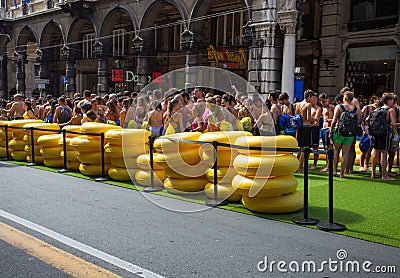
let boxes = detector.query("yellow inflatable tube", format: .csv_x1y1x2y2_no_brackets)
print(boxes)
234,135,298,155
105,144,149,158
154,132,202,153
78,152,111,164
108,167,134,181
204,183,242,202
233,154,300,177
242,190,304,214
79,163,111,176
201,149,239,167
40,147,62,159
9,139,26,151
105,129,150,146
69,136,101,152
80,122,121,134
134,170,166,187
206,167,237,183
136,154,164,170
37,134,63,147
23,123,60,136
155,148,201,167
232,174,298,198
198,131,253,151
11,150,27,161
163,177,208,193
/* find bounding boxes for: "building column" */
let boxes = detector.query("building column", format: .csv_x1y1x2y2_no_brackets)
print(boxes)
277,6,298,101
15,53,26,96
185,49,198,91
65,61,76,96
136,54,149,92
247,0,281,95
395,44,400,94
96,57,108,95
0,54,8,99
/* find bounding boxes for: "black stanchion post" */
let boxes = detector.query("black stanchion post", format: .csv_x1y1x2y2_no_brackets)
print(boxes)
206,141,227,207
95,132,109,182
144,136,162,193
293,147,319,225
3,125,10,160
59,129,70,173
317,148,346,231
27,127,37,166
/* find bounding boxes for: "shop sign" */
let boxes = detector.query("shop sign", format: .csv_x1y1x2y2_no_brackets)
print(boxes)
208,45,247,65
112,69,153,83
112,69,124,83
152,72,162,84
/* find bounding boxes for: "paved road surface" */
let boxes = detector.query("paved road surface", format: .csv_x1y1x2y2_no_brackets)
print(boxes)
0,161,399,277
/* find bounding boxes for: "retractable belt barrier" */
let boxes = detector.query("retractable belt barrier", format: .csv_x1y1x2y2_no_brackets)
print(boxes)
0,124,346,232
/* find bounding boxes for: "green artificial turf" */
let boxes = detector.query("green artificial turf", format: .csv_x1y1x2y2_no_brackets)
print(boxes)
4,160,400,248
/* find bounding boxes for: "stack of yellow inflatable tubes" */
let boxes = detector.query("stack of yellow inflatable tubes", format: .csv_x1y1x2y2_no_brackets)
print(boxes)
0,121,10,157
23,123,60,164
154,132,207,193
6,120,42,161
199,131,253,201
71,123,121,176
58,125,82,171
37,134,66,167
232,135,303,214
105,129,149,181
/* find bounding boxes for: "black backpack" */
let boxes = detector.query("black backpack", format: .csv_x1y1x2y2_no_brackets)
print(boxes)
368,107,389,136
337,104,358,137
58,106,72,124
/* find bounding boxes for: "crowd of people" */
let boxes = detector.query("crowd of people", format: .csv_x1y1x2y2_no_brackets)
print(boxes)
0,86,399,181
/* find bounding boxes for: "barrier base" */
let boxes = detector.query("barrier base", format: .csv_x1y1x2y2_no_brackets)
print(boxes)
292,216,319,225
58,169,70,173
27,163,38,167
143,187,163,193
95,176,109,182
205,199,228,207
317,222,346,231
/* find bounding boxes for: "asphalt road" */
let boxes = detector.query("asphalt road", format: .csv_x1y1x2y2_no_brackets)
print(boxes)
0,161,399,277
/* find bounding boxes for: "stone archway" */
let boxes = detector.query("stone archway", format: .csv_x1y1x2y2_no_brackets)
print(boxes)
139,1,187,89
66,17,97,94
39,21,65,97
0,33,12,99
99,6,137,93
16,26,38,96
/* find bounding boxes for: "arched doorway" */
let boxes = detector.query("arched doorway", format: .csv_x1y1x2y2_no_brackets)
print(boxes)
0,33,11,99
191,0,249,89
16,26,38,97
140,1,187,90
67,17,97,94
101,7,137,93
39,21,64,98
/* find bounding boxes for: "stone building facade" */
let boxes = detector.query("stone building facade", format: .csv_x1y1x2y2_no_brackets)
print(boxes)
0,0,398,102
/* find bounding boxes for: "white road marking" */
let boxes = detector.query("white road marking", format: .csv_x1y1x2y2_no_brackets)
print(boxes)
0,209,164,278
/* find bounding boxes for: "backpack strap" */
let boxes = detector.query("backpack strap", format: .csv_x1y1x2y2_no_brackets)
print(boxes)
352,106,357,113
339,104,345,112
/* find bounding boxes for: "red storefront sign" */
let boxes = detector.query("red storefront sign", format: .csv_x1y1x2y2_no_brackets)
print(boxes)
112,69,124,82
152,72,162,83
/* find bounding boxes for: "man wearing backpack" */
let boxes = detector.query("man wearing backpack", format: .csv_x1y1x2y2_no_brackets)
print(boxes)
369,93,396,181
329,91,361,178
53,97,72,124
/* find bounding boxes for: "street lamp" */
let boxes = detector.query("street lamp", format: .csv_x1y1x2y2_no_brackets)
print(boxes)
132,35,143,55
180,28,194,50
61,44,70,60
93,39,103,58
242,21,254,46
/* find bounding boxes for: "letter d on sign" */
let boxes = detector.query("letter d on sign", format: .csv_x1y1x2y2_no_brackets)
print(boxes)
257,256,268,272
125,71,134,82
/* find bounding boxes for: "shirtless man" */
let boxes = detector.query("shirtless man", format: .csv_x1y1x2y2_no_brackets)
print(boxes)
278,92,296,117
296,89,318,173
268,91,282,135
319,93,335,172
310,94,322,169
359,98,379,171
3,94,24,119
